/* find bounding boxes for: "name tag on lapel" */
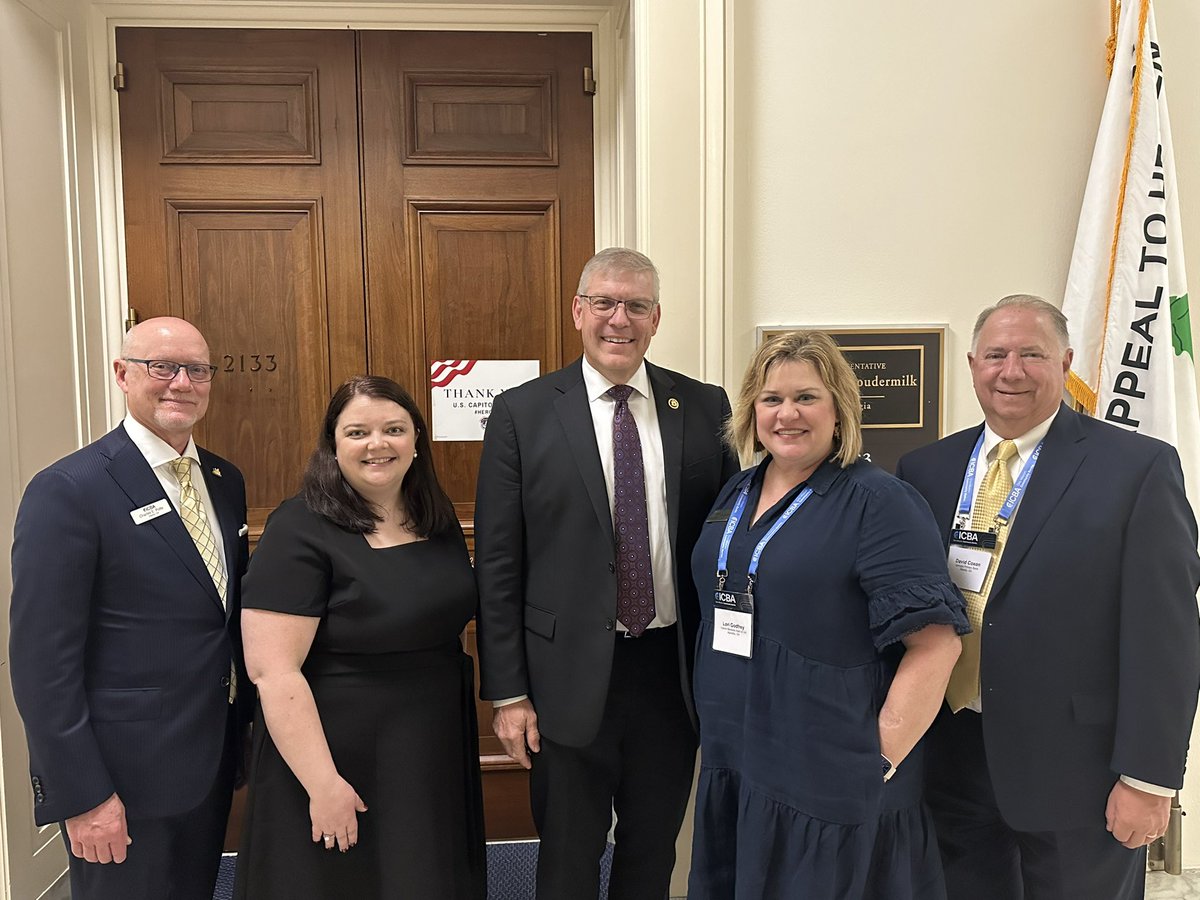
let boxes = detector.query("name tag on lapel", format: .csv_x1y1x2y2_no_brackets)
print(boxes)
130,499,173,525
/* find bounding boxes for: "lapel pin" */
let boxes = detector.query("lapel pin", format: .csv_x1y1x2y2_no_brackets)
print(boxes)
668,398,680,409
211,467,222,477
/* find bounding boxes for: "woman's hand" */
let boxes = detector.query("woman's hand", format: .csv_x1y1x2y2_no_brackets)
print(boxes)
309,776,368,852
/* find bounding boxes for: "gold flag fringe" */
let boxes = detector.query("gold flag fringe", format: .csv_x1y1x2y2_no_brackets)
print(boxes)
1067,370,1099,415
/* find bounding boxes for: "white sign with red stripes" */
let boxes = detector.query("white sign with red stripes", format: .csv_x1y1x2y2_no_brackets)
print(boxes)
430,359,539,441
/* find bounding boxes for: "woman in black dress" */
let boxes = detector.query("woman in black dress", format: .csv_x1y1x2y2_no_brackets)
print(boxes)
688,331,968,899
235,376,485,899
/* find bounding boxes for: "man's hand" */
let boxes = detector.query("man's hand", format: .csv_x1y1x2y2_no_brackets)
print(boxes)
65,793,131,864
1105,780,1170,849
493,699,541,770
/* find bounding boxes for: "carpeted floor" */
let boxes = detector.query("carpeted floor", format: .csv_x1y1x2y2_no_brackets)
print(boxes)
212,841,613,899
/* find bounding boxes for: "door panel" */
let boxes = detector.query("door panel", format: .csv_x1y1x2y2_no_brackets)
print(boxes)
117,28,366,513
411,205,559,495
359,31,593,519
168,202,331,530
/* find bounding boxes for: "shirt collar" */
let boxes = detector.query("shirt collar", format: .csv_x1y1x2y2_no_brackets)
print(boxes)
581,355,651,403
123,414,200,470
982,407,1059,462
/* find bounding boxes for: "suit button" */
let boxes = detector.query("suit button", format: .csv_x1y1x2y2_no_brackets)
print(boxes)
220,676,231,688
608,562,615,574
30,776,40,787
605,619,615,631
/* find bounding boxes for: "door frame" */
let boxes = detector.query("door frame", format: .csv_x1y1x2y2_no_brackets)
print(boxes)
87,1,633,418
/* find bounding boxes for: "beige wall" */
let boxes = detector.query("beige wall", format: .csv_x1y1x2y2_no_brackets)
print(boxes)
724,0,1200,433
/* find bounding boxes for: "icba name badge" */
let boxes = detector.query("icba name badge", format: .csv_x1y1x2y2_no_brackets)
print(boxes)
712,589,754,658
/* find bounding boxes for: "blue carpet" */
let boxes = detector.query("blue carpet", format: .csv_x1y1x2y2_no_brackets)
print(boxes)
213,841,613,899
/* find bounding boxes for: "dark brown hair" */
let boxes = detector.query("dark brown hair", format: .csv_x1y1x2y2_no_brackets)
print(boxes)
302,376,456,536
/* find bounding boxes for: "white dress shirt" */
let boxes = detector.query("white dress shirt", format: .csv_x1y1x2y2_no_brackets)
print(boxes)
580,355,678,631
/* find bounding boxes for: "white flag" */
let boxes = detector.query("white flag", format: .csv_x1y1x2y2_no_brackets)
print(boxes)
1063,0,1200,504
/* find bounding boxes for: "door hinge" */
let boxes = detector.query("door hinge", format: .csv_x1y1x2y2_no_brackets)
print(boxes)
113,62,127,92
124,307,141,331
583,66,597,96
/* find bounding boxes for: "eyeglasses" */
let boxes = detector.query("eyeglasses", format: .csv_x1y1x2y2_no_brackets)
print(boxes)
124,358,218,383
578,295,659,320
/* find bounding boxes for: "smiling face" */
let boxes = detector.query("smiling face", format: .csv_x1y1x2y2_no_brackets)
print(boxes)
572,268,660,384
114,317,211,454
333,395,417,505
969,306,1071,439
754,359,838,481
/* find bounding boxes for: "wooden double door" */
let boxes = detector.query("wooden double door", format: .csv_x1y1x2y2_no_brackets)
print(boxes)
116,26,595,840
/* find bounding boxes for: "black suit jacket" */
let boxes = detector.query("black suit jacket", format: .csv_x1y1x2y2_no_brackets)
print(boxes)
474,358,739,747
9,424,251,825
896,405,1200,831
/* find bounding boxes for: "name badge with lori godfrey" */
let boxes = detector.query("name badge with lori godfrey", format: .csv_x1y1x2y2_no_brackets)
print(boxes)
947,432,1043,594
713,476,814,659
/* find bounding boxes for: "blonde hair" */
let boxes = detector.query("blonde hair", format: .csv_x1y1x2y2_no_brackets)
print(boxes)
726,330,863,468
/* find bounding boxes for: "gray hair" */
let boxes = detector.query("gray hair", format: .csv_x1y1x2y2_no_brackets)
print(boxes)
576,247,661,300
971,294,1070,352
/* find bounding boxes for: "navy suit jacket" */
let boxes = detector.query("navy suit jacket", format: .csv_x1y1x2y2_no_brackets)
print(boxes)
896,405,1200,830
9,424,250,825
474,358,739,747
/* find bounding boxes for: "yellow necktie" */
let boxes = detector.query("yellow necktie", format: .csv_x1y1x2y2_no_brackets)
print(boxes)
169,457,236,704
946,439,1018,712
169,457,227,604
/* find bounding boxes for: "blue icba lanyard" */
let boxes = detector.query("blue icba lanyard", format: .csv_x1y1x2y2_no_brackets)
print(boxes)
716,475,813,594
955,432,1044,525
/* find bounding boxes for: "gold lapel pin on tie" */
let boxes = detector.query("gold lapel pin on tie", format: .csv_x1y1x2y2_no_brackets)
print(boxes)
668,398,680,409
211,467,222,477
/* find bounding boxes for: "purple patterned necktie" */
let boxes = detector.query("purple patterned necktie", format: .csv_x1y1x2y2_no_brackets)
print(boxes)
607,384,656,636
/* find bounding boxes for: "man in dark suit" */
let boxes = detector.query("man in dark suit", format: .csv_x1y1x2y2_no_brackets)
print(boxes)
475,248,739,899
9,317,250,900
896,295,1200,899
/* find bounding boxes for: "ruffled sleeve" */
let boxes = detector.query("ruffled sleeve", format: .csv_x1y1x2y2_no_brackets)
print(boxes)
854,475,970,650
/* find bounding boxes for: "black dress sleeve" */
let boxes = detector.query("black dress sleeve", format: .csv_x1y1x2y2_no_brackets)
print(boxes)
855,476,970,650
241,496,332,617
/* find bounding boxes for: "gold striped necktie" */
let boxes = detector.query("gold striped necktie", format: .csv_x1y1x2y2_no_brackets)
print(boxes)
169,457,236,703
169,457,227,604
946,439,1018,712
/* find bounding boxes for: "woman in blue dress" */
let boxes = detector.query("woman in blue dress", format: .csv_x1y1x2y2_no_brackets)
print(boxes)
688,331,969,899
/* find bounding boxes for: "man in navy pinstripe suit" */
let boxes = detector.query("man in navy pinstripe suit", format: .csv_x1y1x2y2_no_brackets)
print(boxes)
9,317,251,900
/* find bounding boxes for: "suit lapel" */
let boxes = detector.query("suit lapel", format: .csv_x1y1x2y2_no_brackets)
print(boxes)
553,363,616,546
989,406,1087,601
648,362,683,550
105,428,223,608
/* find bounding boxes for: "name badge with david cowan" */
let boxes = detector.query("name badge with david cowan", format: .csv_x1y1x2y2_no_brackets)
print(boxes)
948,529,996,594
713,589,754,657
946,433,1044,595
